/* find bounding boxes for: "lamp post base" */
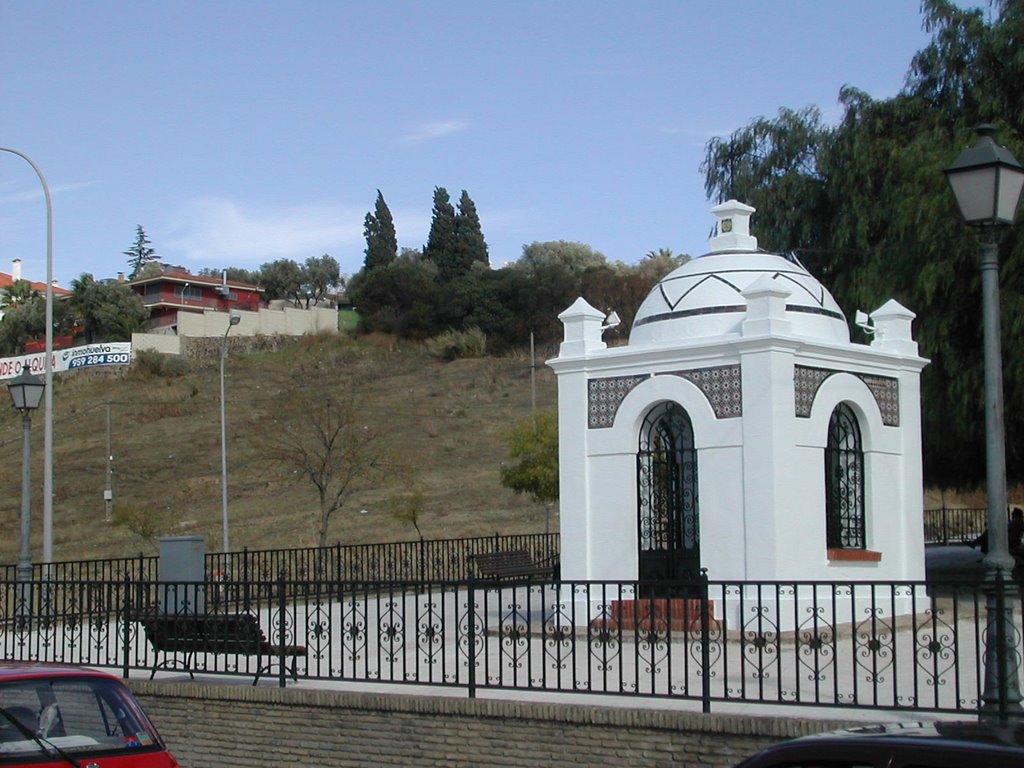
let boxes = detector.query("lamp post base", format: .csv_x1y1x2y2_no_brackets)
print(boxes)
979,570,1024,722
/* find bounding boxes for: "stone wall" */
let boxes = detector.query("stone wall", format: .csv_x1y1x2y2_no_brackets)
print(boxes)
130,681,852,768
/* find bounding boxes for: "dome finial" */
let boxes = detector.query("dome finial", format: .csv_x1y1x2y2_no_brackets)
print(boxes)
710,200,757,252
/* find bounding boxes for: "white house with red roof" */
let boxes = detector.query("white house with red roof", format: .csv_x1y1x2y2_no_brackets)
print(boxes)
0,259,72,320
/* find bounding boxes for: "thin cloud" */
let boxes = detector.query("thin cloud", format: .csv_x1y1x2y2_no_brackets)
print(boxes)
164,197,365,270
0,181,97,206
400,120,469,144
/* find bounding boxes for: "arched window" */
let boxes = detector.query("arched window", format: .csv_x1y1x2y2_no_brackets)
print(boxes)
825,403,865,549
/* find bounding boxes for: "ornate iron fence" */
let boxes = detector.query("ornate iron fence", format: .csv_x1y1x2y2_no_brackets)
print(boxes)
1,573,1018,716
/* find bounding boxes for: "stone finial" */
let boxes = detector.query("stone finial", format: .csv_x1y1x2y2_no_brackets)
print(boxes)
869,299,918,356
742,274,791,336
557,297,607,356
710,200,758,252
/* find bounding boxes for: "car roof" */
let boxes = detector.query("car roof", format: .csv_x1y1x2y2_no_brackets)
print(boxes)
795,721,1024,749
0,662,122,684
739,721,1024,767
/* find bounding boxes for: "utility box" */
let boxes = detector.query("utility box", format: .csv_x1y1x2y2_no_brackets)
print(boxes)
158,536,206,615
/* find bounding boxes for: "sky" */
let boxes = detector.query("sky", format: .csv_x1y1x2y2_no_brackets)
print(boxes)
0,1,979,289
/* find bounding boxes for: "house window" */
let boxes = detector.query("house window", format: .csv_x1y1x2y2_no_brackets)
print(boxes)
173,284,202,300
825,403,865,549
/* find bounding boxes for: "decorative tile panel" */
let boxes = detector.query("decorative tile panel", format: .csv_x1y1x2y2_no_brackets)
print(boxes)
794,366,834,418
588,375,649,428
858,374,900,427
665,365,743,419
794,365,900,426
587,366,745,428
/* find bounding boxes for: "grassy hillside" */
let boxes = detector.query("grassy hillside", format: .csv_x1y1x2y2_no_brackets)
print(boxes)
0,334,558,564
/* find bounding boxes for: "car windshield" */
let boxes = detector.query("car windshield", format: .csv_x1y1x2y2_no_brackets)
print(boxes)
0,675,161,763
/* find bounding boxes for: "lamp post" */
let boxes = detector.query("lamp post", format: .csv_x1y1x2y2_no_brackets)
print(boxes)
8,367,46,583
0,148,54,572
944,124,1024,720
220,310,242,555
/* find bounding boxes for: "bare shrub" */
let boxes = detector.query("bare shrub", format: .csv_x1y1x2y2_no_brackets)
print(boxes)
112,503,171,550
425,327,487,361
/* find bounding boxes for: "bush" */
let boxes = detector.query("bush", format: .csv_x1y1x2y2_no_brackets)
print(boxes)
132,349,189,379
424,327,487,360
112,503,170,549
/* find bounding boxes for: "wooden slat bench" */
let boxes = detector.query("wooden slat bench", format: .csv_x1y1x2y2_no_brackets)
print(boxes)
140,613,306,685
470,549,557,581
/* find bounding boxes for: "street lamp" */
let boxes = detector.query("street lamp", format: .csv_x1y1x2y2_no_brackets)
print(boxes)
944,123,1024,720
0,148,54,571
220,310,242,555
8,367,45,583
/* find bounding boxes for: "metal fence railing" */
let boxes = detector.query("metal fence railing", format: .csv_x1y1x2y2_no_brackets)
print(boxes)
206,532,560,585
3,508,990,588
923,507,989,545
2,572,1018,717
2,533,560,586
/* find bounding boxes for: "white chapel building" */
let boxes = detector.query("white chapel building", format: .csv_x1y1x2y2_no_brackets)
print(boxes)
548,201,929,602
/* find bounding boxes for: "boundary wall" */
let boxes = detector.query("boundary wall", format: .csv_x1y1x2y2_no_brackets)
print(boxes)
132,306,338,356
129,681,852,768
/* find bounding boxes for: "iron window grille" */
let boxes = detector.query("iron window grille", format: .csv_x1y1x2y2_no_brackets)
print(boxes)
825,403,865,549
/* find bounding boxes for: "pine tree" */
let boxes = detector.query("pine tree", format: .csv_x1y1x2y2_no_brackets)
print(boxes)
123,225,158,279
363,190,398,271
423,187,459,282
454,190,489,274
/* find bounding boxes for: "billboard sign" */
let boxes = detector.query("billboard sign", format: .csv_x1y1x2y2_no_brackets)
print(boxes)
0,342,133,381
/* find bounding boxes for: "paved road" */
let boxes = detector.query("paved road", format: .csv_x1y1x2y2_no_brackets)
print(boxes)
925,544,989,581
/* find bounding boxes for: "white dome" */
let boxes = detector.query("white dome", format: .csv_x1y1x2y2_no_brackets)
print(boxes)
629,201,849,346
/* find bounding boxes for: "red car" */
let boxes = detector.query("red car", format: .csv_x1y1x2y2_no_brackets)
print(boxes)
0,663,182,767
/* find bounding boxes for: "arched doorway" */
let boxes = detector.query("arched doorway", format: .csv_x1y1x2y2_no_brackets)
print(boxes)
637,401,700,587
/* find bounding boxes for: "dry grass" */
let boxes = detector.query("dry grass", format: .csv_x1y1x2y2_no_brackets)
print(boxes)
0,334,557,563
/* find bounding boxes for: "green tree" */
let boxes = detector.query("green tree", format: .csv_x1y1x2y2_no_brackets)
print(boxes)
638,249,689,281
699,0,1024,487
346,252,441,338
260,258,304,304
453,190,489,274
124,225,158,279
445,268,528,351
198,267,262,286
68,274,149,343
363,190,398,272
515,241,608,275
500,409,559,506
0,279,40,310
302,254,342,308
423,186,459,282
579,263,658,340
0,297,46,355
